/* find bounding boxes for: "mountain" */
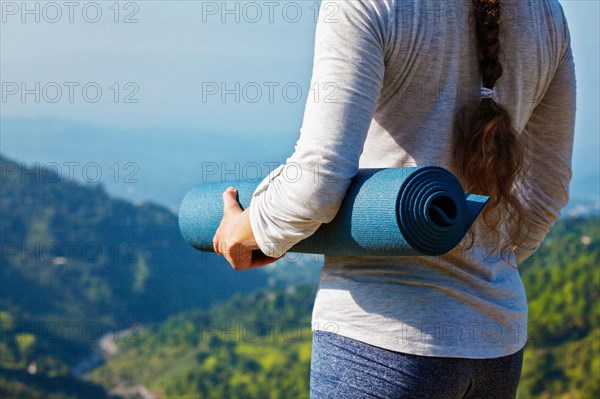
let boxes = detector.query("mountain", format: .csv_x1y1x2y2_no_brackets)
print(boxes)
0,154,269,386
2,150,597,398
0,154,269,326
88,216,599,399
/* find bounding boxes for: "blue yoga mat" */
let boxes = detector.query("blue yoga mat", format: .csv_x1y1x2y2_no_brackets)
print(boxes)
179,166,489,256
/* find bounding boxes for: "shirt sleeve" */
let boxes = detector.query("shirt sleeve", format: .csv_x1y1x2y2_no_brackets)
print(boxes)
249,0,391,258
515,21,576,264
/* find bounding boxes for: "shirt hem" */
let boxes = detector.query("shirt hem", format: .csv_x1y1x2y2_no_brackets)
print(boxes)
311,319,528,360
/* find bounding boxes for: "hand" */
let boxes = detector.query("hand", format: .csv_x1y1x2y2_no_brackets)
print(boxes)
212,187,282,270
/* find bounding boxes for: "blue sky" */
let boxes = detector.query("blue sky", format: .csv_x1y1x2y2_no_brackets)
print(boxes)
1,0,598,207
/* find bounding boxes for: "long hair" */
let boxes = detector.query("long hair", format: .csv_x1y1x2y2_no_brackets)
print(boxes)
454,0,531,260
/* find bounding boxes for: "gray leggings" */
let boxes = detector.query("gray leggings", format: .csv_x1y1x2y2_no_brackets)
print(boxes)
310,330,524,399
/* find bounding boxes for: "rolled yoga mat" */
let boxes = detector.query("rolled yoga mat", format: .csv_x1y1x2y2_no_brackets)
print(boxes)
179,166,489,257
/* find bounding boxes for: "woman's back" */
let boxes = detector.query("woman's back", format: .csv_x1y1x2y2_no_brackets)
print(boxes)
249,0,575,359
360,0,571,169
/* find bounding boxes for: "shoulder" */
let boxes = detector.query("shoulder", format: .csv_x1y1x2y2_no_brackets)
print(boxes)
319,0,395,29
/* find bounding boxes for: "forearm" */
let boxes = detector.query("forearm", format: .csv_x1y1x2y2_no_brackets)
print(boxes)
515,44,576,263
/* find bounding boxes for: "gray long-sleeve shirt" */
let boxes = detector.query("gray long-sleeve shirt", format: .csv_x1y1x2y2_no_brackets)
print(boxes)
249,0,576,358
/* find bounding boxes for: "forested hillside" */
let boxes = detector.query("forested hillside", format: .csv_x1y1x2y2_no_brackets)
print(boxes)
1,154,597,398
0,155,268,397
518,216,599,398
89,216,599,399
90,286,315,398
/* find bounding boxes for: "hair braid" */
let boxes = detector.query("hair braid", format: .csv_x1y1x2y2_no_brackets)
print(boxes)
455,0,531,260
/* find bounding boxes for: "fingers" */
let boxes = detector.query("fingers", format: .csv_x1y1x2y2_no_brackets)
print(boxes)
213,237,221,255
214,188,277,270
222,243,253,270
248,250,284,268
213,187,240,255
222,187,242,215
214,239,280,270
212,227,220,254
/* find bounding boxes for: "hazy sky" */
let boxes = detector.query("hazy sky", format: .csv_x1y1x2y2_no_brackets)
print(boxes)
1,0,599,179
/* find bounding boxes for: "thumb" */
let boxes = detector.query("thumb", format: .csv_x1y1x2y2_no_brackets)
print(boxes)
222,187,242,215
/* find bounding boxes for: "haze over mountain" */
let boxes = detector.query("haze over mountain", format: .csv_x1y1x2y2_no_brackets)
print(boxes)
2,117,598,214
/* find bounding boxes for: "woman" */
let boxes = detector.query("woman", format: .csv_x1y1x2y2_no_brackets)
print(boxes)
213,0,576,397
